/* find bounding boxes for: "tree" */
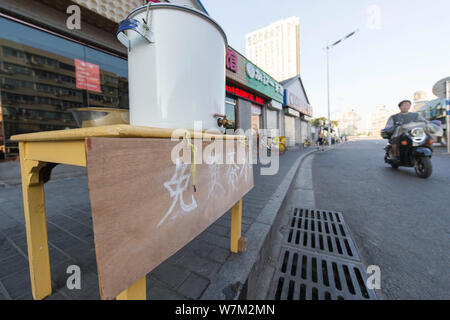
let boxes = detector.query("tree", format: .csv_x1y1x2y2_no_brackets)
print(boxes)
312,117,328,128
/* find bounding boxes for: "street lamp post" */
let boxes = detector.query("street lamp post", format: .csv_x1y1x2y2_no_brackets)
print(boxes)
325,29,359,146
326,42,331,146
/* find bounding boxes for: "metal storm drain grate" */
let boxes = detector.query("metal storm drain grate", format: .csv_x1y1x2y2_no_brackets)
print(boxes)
271,248,377,300
284,208,360,261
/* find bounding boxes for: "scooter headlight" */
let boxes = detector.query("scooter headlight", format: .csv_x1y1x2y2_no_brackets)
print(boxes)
410,128,426,145
411,128,425,137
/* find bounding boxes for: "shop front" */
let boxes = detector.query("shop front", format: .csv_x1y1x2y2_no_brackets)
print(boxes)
0,16,129,160
225,82,267,131
266,100,282,137
284,107,300,147
245,60,283,136
281,75,313,146
251,103,263,134
225,96,237,130
225,46,283,135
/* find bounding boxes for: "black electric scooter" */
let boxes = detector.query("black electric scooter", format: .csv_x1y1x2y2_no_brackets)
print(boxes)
381,122,434,178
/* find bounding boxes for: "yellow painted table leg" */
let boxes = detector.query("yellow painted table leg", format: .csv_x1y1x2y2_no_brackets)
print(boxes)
116,277,147,300
230,199,243,253
19,142,52,300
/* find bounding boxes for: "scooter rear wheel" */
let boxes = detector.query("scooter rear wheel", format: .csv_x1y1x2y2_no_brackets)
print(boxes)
415,157,432,179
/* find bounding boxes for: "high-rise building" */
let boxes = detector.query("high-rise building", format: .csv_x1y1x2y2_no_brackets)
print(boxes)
338,109,359,136
368,106,394,137
245,17,300,82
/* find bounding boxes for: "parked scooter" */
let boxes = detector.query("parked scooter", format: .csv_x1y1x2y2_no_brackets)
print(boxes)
381,121,442,178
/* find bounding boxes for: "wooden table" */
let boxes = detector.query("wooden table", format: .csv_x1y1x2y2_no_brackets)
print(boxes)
12,125,253,300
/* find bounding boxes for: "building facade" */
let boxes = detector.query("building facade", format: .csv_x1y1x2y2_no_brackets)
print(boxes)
280,75,312,147
338,109,359,137
245,17,300,82
0,10,130,159
225,46,284,136
368,106,393,137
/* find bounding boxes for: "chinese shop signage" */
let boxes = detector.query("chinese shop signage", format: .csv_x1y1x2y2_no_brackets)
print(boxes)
226,48,238,73
284,89,313,117
285,108,300,118
75,59,101,93
226,85,265,105
246,62,283,103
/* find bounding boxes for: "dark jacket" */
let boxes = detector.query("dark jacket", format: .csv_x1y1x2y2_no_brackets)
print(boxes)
385,112,426,127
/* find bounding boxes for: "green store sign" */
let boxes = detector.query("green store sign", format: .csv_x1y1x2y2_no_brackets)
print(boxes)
245,62,284,103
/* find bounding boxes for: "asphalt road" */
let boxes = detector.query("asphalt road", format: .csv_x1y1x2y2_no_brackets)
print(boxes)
312,139,450,300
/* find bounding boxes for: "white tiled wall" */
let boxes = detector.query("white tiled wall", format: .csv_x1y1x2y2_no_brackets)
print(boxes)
71,0,147,23
71,0,203,23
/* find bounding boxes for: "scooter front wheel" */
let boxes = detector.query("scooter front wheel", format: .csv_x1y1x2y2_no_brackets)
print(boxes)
415,157,432,179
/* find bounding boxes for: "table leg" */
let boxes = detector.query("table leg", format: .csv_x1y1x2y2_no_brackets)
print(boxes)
19,142,52,300
116,277,147,300
230,199,247,253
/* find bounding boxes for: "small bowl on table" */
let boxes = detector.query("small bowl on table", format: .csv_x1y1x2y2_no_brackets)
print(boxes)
69,107,130,128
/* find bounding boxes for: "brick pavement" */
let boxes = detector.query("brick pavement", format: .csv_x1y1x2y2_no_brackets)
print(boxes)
0,148,310,300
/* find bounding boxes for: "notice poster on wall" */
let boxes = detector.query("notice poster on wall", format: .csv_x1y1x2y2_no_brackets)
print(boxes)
75,59,101,93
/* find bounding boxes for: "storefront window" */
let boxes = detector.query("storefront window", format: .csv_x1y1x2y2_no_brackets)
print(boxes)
0,17,129,159
225,96,236,129
251,104,262,135
85,47,128,109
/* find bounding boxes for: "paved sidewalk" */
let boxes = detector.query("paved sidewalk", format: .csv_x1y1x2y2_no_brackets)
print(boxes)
0,148,312,300
0,162,87,187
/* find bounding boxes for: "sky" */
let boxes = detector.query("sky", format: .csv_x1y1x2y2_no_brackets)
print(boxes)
201,0,450,120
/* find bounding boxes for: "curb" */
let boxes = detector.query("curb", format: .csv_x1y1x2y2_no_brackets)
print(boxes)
201,149,318,300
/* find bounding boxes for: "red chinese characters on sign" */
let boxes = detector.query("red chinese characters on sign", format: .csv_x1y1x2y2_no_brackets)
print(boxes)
226,85,265,105
226,48,238,73
75,59,101,93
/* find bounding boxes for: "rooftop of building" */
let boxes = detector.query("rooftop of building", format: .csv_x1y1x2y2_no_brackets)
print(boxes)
280,74,311,104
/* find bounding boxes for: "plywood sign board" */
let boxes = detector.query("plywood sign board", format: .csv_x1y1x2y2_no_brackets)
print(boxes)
86,137,254,300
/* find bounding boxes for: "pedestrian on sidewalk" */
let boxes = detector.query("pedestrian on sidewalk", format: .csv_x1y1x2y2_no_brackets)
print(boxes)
317,129,325,151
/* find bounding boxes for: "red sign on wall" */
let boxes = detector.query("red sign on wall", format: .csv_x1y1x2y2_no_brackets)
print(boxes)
226,48,238,73
226,84,265,105
75,59,101,93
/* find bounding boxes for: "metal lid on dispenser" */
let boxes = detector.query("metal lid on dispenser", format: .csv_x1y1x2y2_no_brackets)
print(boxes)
126,3,228,45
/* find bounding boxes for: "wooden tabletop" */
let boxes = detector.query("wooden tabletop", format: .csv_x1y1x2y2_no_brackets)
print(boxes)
11,125,248,142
